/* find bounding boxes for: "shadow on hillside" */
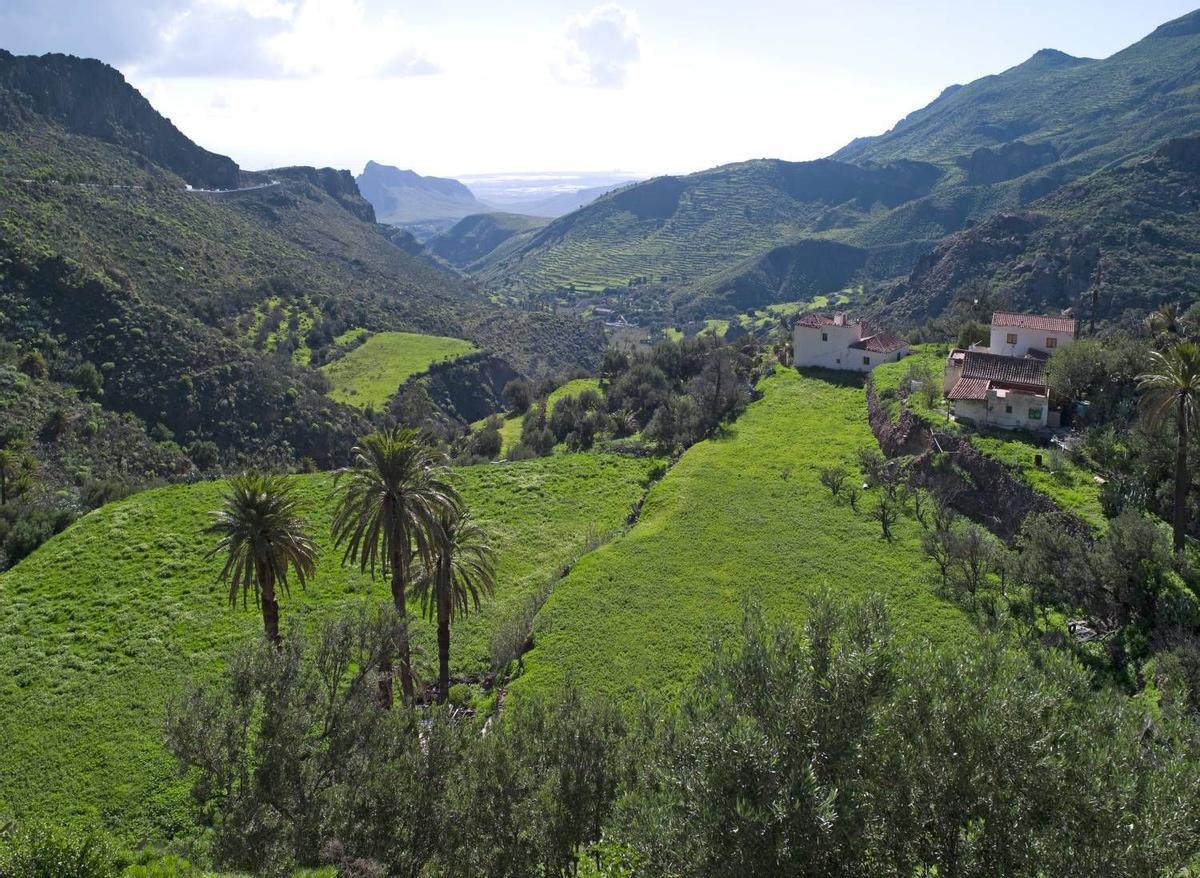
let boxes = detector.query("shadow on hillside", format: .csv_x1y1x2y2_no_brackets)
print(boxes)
795,366,867,389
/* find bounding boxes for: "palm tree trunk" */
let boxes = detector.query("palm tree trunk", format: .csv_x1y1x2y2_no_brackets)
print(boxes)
260,564,281,644
437,570,451,704
1175,394,1189,553
391,545,414,701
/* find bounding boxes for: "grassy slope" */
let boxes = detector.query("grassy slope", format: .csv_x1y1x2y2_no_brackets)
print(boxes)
514,368,966,705
0,453,654,840
321,331,477,409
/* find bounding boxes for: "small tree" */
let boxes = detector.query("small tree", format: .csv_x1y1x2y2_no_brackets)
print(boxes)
503,378,534,414
856,446,888,487
819,466,848,498
871,495,898,542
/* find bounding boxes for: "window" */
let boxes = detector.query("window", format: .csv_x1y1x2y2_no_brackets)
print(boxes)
1006,332,1018,345
1028,408,1042,420
1005,404,1013,414
1046,336,1057,349
821,332,828,341
863,356,871,366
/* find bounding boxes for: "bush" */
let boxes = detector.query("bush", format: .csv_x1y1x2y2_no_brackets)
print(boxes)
0,822,117,878
503,377,534,414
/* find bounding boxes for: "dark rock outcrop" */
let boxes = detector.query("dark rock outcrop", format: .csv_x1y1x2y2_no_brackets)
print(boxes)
269,166,376,223
1159,133,1200,173
957,140,1059,185
0,49,241,189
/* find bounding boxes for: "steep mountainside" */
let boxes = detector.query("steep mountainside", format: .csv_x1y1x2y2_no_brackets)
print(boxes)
0,50,242,189
875,134,1200,327
836,13,1200,173
481,9,1200,325
0,52,603,472
479,158,941,315
356,160,486,224
427,212,550,270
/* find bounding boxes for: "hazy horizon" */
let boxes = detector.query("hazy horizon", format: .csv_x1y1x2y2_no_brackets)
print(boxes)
3,0,1198,179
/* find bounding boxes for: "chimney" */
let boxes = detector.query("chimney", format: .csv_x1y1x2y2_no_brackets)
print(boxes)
833,312,846,326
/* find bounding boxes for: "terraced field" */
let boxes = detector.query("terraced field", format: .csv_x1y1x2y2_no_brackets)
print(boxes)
322,330,477,408
513,367,967,705
0,453,655,840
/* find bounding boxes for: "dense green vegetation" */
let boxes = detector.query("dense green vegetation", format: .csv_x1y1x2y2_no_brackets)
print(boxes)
322,331,477,409
0,452,655,840
117,595,1200,877
515,367,966,703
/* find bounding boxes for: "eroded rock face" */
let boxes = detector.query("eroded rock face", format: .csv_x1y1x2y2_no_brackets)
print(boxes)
0,49,241,189
1160,134,1200,173
958,140,1059,185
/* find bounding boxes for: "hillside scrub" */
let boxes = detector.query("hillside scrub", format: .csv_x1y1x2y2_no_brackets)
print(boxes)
0,453,655,840
123,596,1200,876
508,336,764,461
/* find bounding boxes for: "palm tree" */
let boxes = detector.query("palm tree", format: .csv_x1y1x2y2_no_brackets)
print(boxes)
207,472,317,643
331,427,460,703
1137,342,1200,552
1146,303,1183,343
416,510,497,704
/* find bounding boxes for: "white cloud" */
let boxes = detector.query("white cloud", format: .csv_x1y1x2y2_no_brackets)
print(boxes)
555,4,640,88
261,0,439,79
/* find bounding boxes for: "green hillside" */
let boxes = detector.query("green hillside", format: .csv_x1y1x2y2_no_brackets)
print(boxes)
0,452,655,841
478,160,941,311
878,134,1200,327
322,331,477,409
478,11,1200,328
0,52,605,481
514,367,966,704
427,211,550,270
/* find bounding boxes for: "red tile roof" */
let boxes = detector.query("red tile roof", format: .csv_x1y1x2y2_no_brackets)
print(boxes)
794,314,836,328
961,351,1047,388
992,311,1076,334
850,332,907,353
946,377,991,401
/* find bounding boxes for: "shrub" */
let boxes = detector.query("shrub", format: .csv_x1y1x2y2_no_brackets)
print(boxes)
0,822,117,878
503,377,534,414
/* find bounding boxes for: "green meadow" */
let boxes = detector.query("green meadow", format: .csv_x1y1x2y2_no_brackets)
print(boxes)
0,453,654,841
321,331,477,409
513,367,967,705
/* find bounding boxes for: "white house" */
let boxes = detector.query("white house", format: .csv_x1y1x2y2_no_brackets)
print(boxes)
945,351,1053,430
988,311,1076,357
793,312,908,372
943,310,1075,431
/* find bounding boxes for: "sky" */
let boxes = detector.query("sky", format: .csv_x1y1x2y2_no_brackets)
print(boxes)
3,0,1198,178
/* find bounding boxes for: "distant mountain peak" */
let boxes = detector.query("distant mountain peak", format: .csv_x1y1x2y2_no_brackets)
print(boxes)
356,161,482,224
1014,47,1090,71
